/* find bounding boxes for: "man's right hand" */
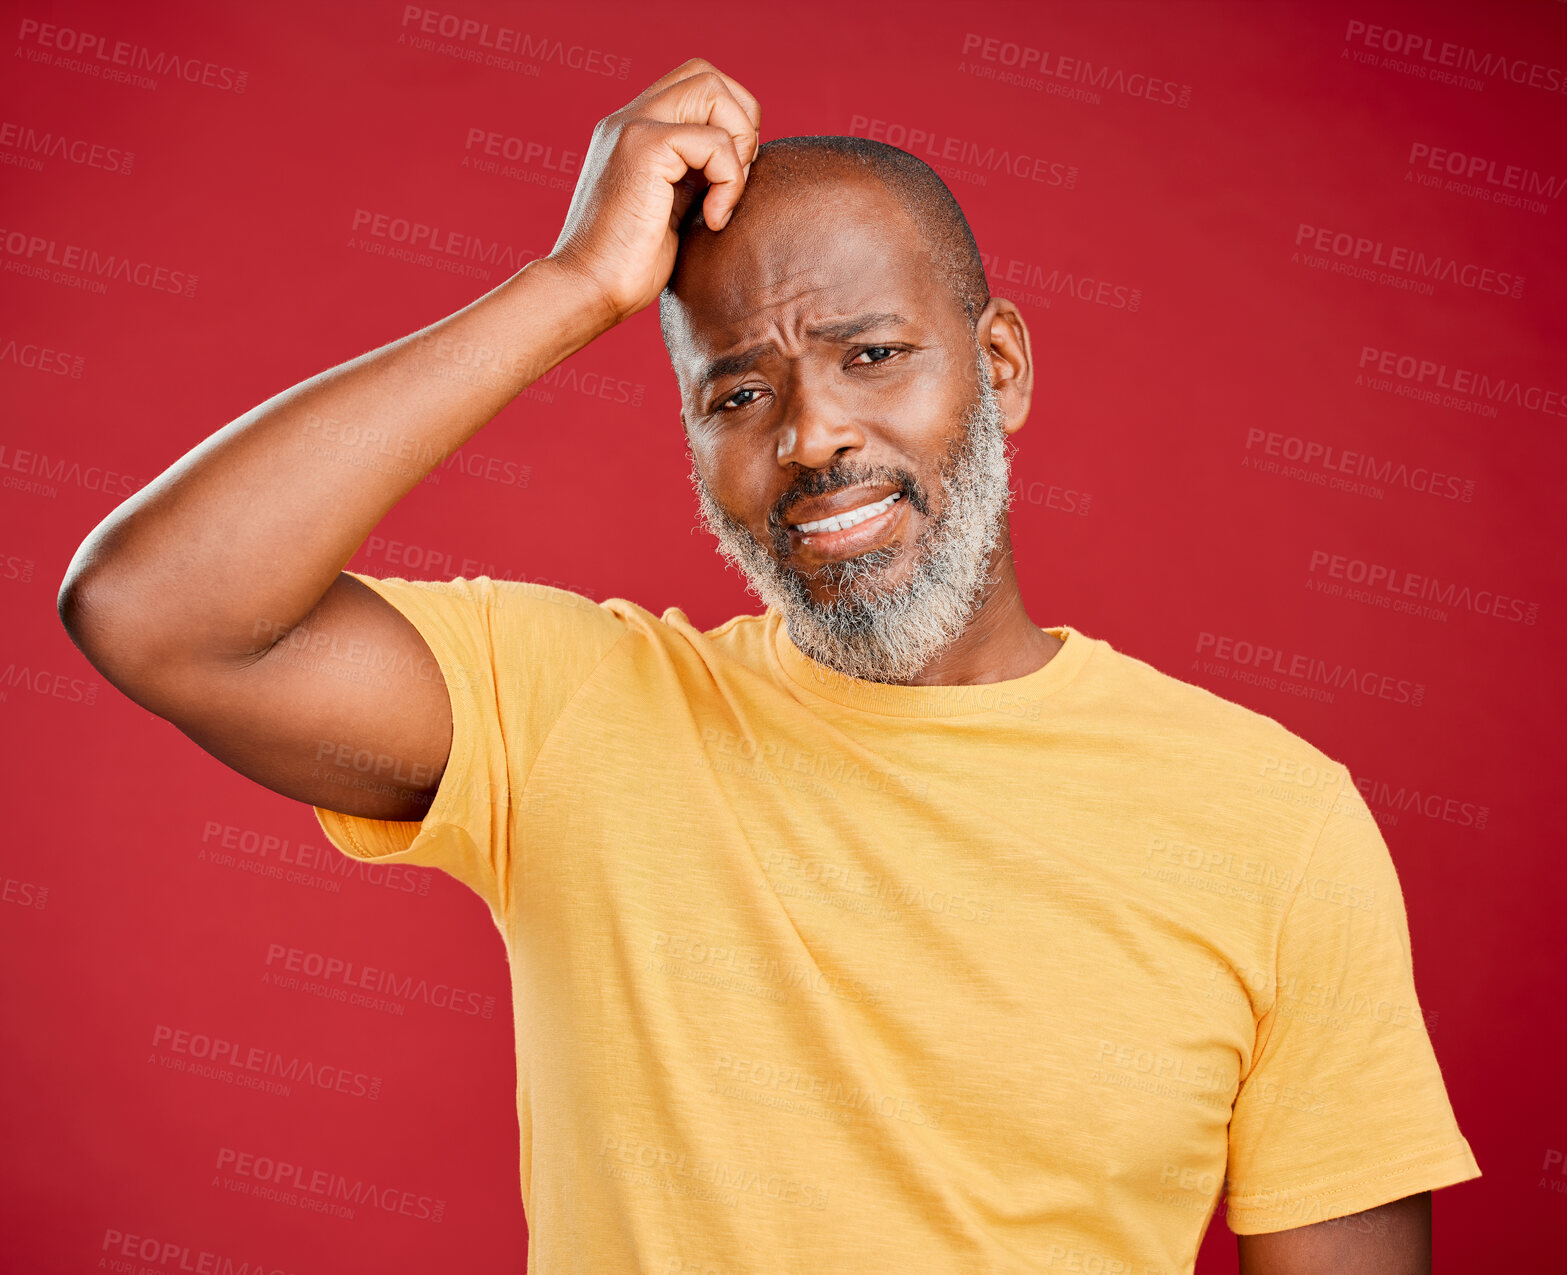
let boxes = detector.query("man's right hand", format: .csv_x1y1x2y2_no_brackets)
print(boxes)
546,58,761,328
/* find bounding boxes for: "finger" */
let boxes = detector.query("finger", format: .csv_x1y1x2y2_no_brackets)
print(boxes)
680,63,761,137
649,123,747,229
630,56,721,104
643,69,759,169
637,59,761,135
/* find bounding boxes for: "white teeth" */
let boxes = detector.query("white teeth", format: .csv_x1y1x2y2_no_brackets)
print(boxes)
792,491,900,534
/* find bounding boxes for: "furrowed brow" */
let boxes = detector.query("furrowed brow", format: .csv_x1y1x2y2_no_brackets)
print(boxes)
697,312,913,394
805,312,910,342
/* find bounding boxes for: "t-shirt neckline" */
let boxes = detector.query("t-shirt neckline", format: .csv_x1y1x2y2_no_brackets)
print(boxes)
767,610,1095,717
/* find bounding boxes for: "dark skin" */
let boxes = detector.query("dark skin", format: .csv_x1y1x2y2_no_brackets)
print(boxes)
56,53,1438,1268
1237,1192,1431,1274
662,168,1061,686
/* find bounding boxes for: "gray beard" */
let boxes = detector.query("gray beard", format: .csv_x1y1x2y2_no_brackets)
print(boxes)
688,344,1014,684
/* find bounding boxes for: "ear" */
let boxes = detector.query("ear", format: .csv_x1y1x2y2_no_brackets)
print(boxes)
977,298,1034,436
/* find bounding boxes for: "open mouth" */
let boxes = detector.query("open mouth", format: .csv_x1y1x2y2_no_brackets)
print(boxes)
789,490,902,534
788,491,906,561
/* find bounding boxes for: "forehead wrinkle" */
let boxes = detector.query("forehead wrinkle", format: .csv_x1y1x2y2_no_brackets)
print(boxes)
695,309,914,397
685,277,831,395
688,198,904,337
673,188,932,399
715,274,834,333
676,275,821,394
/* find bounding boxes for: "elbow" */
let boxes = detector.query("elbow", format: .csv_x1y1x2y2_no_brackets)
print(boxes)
55,561,176,713
56,507,151,666
56,524,149,681
57,555,117,671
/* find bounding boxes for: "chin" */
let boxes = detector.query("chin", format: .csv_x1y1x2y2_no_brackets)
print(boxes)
793,550,906,603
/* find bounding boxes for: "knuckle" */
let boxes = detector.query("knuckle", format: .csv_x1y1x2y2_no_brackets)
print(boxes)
616,116,656,144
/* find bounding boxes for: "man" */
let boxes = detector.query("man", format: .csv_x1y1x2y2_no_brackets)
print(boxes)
58,58,1478,1275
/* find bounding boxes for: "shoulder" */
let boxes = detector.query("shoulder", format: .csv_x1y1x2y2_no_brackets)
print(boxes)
574,596,774,674
1086,633,1350,804
594,595,768,645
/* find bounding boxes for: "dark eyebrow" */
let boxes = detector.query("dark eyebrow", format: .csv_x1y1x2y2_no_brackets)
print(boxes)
696,312,912,395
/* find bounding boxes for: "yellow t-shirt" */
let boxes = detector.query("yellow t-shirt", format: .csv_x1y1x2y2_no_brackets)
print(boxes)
314,572,1480,1274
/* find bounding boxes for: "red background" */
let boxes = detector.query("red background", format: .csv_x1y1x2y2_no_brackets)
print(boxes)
3,0,1564,1269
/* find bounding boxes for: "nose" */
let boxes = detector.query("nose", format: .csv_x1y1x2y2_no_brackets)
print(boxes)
774,378,866,471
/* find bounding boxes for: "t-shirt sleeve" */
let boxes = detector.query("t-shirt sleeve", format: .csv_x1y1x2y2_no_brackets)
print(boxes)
1223,769,1481,1233
310,570,628,928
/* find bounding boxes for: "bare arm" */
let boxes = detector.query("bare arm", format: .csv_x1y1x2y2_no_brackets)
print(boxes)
57,260,608,820
56,57,760,822
1237,1191,1431,1275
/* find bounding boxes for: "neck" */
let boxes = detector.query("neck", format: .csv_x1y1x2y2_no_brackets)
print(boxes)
897,524,1061,687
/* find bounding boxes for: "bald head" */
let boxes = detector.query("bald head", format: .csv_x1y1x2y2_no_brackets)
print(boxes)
659,135,990,354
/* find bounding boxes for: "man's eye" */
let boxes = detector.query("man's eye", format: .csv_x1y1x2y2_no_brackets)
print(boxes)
852,346,898,365
718,387,762,411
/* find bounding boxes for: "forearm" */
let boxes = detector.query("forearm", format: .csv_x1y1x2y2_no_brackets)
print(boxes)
58,255,609,679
